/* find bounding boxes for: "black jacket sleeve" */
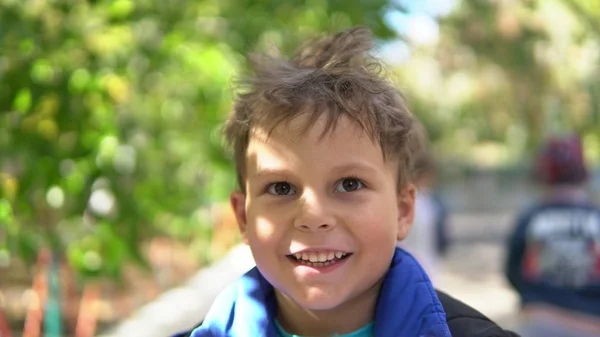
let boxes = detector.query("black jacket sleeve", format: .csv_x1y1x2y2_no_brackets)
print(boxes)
436,290,520,337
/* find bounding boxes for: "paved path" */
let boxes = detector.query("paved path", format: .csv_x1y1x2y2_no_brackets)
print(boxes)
438,242,519,329
437,212,520,329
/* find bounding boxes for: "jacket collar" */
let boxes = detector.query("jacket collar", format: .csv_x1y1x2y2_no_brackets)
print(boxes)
195,247,451,337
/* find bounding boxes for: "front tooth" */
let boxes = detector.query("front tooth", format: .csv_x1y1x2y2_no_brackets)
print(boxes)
318,252,327,262
295,253,302,260
327,252,335,260
335,252,343,258
309,252,319,262
302,253,309,261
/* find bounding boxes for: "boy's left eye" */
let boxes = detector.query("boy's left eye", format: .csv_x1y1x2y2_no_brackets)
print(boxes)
334,178,364,193
266,182,296,196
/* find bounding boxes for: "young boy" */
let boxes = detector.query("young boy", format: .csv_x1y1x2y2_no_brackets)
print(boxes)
185,27,517,337
505,134,600,337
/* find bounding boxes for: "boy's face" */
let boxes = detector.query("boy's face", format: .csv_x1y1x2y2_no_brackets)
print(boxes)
231,115,415,312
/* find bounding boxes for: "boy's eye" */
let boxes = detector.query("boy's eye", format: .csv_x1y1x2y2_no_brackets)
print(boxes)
266,182,296,196
334,178,364,193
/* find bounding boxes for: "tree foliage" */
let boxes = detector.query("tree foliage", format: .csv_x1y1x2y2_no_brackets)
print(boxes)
395,0,600,167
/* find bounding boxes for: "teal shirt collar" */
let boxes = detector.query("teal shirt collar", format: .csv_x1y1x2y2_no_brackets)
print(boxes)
275,320,374,337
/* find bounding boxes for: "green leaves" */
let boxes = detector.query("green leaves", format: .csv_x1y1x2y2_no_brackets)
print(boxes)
13,89,32,113
0,199,16,234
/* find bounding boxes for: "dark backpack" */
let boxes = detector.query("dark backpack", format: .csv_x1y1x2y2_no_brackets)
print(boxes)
173,290,520,337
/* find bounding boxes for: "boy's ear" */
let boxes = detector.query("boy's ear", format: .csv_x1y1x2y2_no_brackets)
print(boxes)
396,184,416,241
230,191,249,244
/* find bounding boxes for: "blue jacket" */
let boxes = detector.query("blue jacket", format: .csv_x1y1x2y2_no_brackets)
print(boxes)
191,247,451,337
505,201,600,317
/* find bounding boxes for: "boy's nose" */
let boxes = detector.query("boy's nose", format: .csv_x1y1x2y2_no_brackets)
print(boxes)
293,193,336,232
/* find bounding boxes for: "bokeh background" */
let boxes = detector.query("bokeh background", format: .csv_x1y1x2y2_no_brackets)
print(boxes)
1,0,600,336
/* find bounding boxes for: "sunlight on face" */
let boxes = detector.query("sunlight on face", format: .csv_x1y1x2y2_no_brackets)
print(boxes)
231,114,415,314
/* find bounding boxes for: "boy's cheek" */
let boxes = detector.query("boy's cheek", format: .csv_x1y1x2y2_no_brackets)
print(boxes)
251,217,283,239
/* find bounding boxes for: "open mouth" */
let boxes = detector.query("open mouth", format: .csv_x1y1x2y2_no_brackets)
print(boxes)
287,251,352,268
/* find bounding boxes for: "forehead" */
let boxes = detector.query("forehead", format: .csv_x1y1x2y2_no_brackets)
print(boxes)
245,114,390,173
254,113,369,144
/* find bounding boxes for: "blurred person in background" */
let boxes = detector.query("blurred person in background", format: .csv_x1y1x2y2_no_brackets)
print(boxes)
399,124,450,284
505,134,600,337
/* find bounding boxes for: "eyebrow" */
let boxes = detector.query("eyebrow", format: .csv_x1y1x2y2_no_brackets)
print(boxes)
250,168,294,180
330,162,380,176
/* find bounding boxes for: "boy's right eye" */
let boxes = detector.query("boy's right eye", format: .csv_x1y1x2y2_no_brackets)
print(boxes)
266,182,296,196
